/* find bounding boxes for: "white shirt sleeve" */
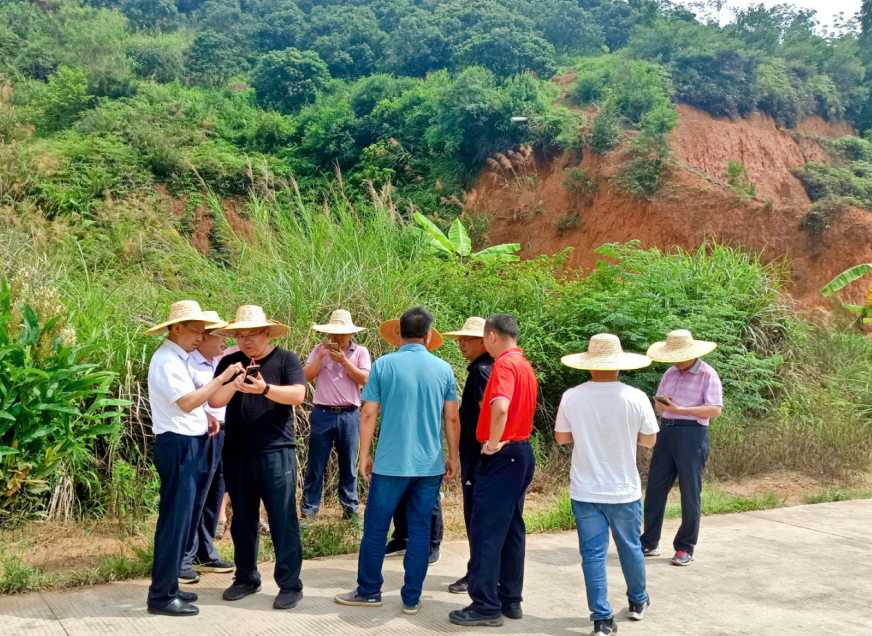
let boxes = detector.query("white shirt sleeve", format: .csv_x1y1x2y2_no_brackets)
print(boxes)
637,391,660,435
155,355,196,405
554,394,572,433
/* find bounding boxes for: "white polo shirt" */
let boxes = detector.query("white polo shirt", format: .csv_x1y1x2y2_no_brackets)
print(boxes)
188,349,226,423
148,339,208,436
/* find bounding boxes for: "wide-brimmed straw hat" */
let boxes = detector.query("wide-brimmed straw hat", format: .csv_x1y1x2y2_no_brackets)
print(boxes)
213,305,290,339
647,329,717,363
379,319,443,351
146,300,212,336
202,311,228,332
443,317,486,339
561,334,652,371
312,309,366,335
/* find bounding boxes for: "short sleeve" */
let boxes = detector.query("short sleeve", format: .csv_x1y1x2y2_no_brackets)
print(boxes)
471,364,491,403
356,346,372,373
554,394,571,432
637,393,660,435
703,370,724,407
157,356,196,404
360,360,381,403
444,369,458,403
306,346,319,365
283,352,306,385
488,363,515,403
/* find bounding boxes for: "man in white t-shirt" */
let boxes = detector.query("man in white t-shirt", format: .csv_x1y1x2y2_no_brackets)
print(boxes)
554,334,659,636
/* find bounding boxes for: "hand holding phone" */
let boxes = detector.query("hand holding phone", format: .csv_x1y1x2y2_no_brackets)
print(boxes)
329,342,340,351
244,364,261,383
653,395,670,405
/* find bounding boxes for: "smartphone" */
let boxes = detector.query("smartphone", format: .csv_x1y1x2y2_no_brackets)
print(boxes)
244,364,261,382
653,395,669,404
329,342,340,351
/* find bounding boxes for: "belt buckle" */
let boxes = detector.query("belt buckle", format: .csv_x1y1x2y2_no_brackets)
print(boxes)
330,406,342,414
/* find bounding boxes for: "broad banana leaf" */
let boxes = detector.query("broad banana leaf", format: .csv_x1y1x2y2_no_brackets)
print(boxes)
409,226,452,254
413,212,455,254
448,219,471,256
821,264,872,296
473,243,521,261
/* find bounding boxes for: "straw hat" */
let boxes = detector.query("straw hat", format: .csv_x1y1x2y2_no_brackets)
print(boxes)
202,311,228,332
443,317,486,339
213,305,290,339
647,329,717,363
379,319,444,351
561,334,652,371
146,300,212,336
312,309,366,335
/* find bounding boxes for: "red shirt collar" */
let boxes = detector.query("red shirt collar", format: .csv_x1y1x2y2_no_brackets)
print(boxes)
497,348,524,362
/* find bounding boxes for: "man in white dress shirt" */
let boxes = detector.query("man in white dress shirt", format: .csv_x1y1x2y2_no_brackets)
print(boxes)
179,312,237,584
145,301,243,617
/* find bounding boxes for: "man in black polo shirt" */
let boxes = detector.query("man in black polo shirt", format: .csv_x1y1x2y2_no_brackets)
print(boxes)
443,317,494,594
209,306,307,611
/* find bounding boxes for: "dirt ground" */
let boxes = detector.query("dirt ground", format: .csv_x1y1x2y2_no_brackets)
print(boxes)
1,470,867,581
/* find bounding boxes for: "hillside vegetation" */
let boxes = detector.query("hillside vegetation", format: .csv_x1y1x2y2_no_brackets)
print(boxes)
1,0,872,530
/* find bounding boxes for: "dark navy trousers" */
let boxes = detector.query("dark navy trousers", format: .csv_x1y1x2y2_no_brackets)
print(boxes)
641,424,710,555
301,407,360,515
467,442,535,617
148,432,206,608
459,458,479,575
390,487,443,548
181,429,224,571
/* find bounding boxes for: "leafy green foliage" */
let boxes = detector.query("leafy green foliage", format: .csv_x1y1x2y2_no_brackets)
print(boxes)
793,138,872,210
723,160,757,196
252,48,331,114
412,212,520,260
184,31,241,88
41,67,93,133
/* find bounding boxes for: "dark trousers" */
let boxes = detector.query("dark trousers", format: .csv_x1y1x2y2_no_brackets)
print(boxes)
181,430,224,571
148,432,206,608
357,474,442,606
468,442,535,617
301,407,360,515
460,458,479,577
391,488,443,549
641,424,710,555
224,448,303,592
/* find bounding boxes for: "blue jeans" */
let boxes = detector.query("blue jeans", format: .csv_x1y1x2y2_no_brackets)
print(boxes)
571,499,649,621
357,473,442,606
301,407,360,515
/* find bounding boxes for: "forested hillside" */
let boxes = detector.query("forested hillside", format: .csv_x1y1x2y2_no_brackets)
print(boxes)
1,0,871,217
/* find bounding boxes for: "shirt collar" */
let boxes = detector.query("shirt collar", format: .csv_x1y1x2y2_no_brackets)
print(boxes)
467,352,494,371
162,338,190,361
190,349,212,366
347,341,357,353
687,358,703,374
399,343,427,352
497,348,523,362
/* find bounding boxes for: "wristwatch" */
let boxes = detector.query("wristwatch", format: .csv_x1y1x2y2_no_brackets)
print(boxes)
262,383,271,396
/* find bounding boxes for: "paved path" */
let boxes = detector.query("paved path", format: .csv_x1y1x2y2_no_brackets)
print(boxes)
2,500,870,636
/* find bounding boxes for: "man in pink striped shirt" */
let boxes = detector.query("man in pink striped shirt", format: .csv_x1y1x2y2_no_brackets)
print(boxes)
641,330,723,567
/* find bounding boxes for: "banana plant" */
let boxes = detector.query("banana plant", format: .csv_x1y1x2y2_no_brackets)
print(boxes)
821,264,872,320
411,212,521,261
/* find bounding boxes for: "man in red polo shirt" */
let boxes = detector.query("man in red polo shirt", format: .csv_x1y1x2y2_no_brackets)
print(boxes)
449,314,538,627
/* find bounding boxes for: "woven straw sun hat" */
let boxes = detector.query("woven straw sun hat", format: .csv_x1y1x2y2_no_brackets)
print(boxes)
443,317,486,339
379,319,444,351
145,300,212,336
312,309,366,335
202,311,228,332
213,305,290,339
561,333,652,371
647,329,717,363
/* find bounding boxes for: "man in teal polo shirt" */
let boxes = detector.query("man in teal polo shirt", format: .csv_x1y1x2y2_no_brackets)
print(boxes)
334,306,460,615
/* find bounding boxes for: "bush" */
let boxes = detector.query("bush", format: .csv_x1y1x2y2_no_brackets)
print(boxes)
251,48,331,114
588,99,622,155
723,159,756,196
41,67,93,133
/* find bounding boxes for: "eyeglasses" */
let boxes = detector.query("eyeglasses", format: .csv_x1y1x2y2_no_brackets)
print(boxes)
457,338,482,345
236,330,267,341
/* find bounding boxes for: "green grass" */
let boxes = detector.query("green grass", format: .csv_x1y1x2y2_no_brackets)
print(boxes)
802,486,872,505
524,492,575,533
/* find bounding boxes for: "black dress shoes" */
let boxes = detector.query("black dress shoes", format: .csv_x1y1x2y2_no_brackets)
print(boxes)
147,598,199,617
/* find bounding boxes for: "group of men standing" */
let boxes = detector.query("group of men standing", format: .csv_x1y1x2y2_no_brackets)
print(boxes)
143,299,722,635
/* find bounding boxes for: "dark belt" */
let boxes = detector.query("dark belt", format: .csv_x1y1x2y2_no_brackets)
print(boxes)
661,417,703,427
502,440,531,446
314,404,359,413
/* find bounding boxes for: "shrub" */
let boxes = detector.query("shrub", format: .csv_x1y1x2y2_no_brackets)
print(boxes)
251,48,331,114
723,159,756,196
562,167,597,205
588,98,622,155
41,67,93,132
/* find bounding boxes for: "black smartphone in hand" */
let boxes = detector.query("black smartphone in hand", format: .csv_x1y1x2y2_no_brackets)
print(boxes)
244,364,261,383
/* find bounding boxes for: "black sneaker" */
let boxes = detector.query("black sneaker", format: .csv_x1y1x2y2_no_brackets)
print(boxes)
222,581,262,601
501,602,522,620
334,590,382,606
594,618,617,634
194,558,235,573
385,538,406,557
428,546,441,566
448,606,504,627
448,575,468,594
628,598,649,620
178,569,200,584
274,589,303,610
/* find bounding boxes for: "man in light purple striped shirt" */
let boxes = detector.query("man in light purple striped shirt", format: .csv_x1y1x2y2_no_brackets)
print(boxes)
641,330,723,567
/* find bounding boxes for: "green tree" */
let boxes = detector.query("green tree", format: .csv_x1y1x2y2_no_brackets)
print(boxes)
412,212,520,260
185,31,240,88
252,48,330,114
387,11,457,77
129,46,183,84
42,67,93,132
524,0,605,54
588,97,622,155
453,27,558,80
297,6,387,79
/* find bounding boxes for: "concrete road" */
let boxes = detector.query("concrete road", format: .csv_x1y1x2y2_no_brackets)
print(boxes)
1,499,869,636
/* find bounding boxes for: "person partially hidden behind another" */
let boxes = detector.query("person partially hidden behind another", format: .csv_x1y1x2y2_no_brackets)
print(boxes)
334,307,459,616
555,334,658,636
209,306,307,611
449,313,538,628
145,301,244,617
641,330,723,567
